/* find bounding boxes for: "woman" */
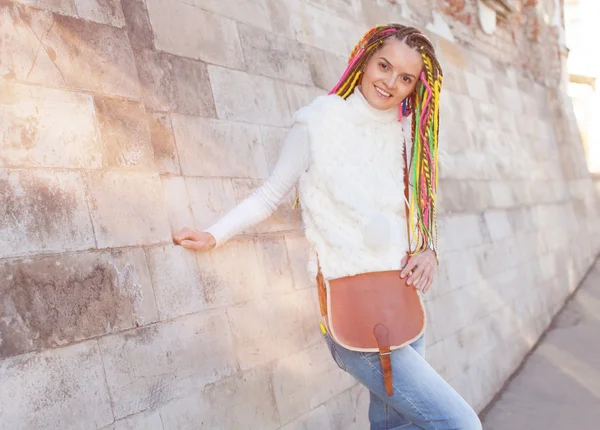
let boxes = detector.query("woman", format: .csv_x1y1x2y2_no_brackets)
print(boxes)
173,24,482,430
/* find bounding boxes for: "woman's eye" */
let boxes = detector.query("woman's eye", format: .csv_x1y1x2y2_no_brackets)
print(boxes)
379,63,388,70
403,76,412,83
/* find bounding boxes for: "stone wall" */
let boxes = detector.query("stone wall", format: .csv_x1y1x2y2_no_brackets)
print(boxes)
1,0,599,429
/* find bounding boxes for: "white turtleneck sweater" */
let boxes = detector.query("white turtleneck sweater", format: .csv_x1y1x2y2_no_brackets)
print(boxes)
205,87,413,280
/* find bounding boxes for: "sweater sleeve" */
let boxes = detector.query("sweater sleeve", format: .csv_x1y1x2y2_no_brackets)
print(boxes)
203,124,310,246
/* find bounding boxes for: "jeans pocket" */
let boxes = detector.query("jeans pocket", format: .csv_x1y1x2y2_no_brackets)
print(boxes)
323,333,346,371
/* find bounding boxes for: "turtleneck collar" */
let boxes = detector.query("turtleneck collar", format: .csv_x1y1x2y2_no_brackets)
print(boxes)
345,86,399,123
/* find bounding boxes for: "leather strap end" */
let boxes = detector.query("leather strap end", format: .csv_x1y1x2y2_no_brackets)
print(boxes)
373,323,394,396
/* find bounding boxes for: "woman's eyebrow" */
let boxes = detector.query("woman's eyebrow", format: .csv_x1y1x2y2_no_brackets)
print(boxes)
378,57,416,78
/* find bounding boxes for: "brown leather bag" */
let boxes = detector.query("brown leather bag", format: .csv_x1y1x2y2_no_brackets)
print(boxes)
317,139,426,397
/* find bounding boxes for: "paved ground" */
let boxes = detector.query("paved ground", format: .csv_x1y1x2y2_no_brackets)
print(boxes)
482,259,600,430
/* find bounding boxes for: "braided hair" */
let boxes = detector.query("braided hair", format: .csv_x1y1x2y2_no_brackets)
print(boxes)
330,24,443,258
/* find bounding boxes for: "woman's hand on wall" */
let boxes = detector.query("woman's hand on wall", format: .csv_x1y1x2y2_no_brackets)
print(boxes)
400,249,437,293
172,227,216,251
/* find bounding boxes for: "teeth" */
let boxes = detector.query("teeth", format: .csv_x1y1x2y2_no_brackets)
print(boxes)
375,86,391,97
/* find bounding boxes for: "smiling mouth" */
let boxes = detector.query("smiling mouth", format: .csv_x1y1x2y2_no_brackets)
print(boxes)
374,85,392,98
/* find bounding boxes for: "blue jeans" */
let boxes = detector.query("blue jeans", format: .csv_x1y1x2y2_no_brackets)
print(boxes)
323,332,482,430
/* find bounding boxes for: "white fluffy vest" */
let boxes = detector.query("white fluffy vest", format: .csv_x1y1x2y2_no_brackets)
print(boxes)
296,89,411,279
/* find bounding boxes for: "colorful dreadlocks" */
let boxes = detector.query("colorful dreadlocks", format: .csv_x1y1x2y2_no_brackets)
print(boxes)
329,24,443,258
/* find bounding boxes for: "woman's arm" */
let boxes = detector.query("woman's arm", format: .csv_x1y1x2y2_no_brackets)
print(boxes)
173,124,310,250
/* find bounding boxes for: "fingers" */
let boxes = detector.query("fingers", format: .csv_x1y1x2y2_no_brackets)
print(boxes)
180,239,204,250
172,227,194,245
400,256,418,279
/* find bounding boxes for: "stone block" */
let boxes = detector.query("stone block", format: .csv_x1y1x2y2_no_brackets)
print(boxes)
121,0,154,49
325,388,368,430
134,49,216,116
440,63,468,95
113,410,164,430
227,292,305,370
149,113,180,174
42,13,139,97
74,0,125,27
464,70,489,102
304,45,347,90
99,311,237,419
286,0,359,55
489,181,516,208
0,4,63,87
476,240,520,278
84,171,172,248
146,0,244,69
0,340,112,430
0,169,95,258
437,180,493,214
184,0,272,31
0,81,102,169
295,287,322,348
159,365,279,430
145,244,208,320
194,238,269,306
438,213,486,252
441,247,485,291
208,66,292,127
0,247,158,358
185,177,237,229
279,405,331,430
253,236,296,295
230,178,296,235
483,210,513,241
15,0,77,15
94,97,155,169
260,125,289,173
272,342,356,424
172,114,268,178
239,23,313,85
160,175,194,234
286,83,318,115
285,233,312,290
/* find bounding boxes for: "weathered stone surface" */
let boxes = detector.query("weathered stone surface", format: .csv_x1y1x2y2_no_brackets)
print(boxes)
279,405,330,430
231,178,296,235
15,0,77,16
253,236,296,294
38,12,139,97
239,23,313,85
286,83,325,114
160,175,194,234
194,238,269,306
0,340,113,430
208,66,293,127
438,213,487,252
112,410,164,430
145,244,208,320
99,311,237,419
483,210,513,241
74,0,125,27
0,81,102,169
260,126,289,173
304,44,347,90
121,0,154,49
84,171,172,248
146,0,244,69
283,0,359,55
228,292,304,370
183,0,272,31
272,342,356,424
0,248,157,358
134,49,216,116
285,234,312,290
0,169,95,258
159,365,280,430
185,177,237,229
94,97,155,169
172,115,269,178
149,113,180,174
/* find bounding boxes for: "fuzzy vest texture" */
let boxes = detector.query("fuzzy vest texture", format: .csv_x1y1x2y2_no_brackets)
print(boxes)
295,88,412,280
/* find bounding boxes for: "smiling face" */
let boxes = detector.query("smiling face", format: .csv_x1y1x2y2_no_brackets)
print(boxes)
360,37,423,111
